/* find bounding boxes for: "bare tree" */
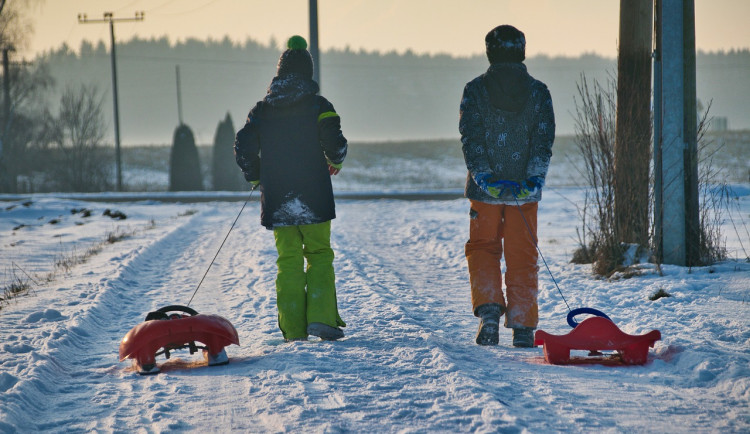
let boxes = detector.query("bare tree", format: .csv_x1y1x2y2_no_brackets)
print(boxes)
571,74,623,276
0,0,40,50
0,62,52,192
0,0,47,192
44,85,112,192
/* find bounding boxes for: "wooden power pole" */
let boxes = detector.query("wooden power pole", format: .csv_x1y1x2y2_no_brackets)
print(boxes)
0,45,13,193
78,11,144,192
615,0,653,250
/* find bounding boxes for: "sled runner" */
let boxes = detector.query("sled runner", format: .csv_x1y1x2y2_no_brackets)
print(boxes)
534,315,661,365
119,305,239,375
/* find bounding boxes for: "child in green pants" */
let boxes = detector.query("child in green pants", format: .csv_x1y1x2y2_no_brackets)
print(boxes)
234,36,348,341
274,222,345,340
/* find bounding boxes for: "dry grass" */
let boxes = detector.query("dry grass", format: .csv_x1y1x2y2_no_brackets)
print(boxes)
0,264,36,311
1,226,138,312
570,73,626,276
570,74,746,275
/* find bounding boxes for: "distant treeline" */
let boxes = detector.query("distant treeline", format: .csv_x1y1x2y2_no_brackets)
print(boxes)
39,37,750,144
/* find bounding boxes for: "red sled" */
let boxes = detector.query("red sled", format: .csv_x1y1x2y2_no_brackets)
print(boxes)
534,316,661,365
119,305,239,375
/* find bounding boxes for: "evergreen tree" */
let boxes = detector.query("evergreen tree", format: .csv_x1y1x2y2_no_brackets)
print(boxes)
211,113,244,190
169,124,203,191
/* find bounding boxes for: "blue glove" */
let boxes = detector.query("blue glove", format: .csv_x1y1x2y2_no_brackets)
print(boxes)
475,173,521,198
514,176,544,199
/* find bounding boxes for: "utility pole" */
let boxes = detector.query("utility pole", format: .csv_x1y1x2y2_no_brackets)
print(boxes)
682,0,700,266
2,47,11,125
653,0,699,266
175,65,183,125
309,0,320,89
0,44,13,192
614,0,653,249
78,11,144,192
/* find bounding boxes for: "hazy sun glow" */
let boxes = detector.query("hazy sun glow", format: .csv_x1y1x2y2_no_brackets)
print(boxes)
26,0,750,60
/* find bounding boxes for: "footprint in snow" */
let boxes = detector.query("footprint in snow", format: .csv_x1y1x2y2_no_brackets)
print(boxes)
2,342,34,354
24,309,65,323
0,373,19,392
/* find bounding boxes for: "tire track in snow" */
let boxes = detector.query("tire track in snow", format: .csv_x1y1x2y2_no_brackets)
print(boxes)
331,200,704,432
4,197,741,431
315,200,520,430
96,204,308,433
1,210,187,429
186,209,281,354
1,204,259,431
92,204,276,431
107,207,319,432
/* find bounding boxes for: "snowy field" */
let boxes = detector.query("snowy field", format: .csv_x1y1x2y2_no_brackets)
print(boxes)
116,135,750,193
1,184,748,433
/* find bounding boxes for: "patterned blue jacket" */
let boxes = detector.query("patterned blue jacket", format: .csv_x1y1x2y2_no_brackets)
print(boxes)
235,74,347,229
459,62,555,204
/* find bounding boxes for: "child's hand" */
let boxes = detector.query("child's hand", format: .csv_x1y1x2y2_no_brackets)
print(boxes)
475,173,520,198
488,179,521,198
327,160,342,176
514,176,543,199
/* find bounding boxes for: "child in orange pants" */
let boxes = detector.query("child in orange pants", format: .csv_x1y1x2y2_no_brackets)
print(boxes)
466,201,539,343
459,25,555,346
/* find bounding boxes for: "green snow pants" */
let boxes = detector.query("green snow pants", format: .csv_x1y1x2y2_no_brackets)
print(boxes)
273,221,345,340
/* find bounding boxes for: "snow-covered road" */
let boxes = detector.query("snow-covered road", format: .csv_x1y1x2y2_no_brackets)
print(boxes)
1,191,748,432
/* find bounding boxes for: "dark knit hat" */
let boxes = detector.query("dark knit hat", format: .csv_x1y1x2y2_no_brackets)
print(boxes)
277,35,314,79
485,25,526,63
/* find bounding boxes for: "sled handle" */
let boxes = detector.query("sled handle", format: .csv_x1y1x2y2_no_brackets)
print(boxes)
567,307,612,328
145,305,199,321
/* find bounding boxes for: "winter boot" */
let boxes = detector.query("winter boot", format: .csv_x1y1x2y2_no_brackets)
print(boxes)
512,327,535,348
475,303,502,346
307,322,345,341
136,362,160,375
204,348,230,366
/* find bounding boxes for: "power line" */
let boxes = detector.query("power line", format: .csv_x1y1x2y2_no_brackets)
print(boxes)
146,0,182,13
116,0,144,14
149,0,226,17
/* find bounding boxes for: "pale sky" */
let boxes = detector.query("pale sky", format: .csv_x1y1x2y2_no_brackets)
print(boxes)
22,0,750,60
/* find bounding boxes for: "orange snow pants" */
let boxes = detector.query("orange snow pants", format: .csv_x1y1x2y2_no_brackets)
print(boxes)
465,200,539,329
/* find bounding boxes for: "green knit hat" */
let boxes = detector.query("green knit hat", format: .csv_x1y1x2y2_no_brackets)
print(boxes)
277,35,313,78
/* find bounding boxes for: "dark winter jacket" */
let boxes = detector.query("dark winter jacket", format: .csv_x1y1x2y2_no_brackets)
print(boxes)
235,74,347,229
459,62,555,204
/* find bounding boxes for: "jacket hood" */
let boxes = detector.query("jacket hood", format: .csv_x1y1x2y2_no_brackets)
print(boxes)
481,62,532,112
264,73,319,107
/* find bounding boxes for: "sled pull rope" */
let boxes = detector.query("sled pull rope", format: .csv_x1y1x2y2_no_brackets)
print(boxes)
514,198,571,313
187,186,257,307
